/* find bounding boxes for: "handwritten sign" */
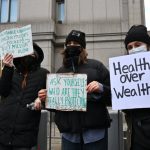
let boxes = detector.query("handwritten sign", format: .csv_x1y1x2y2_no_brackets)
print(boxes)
109,52,150,110
46,74,87,111
0,25,33,59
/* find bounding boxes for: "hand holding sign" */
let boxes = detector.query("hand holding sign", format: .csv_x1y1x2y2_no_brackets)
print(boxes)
86,81,102,93
38,89,47,102
3,53,13,67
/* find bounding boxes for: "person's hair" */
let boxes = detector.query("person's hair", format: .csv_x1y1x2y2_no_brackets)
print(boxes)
61,48,88,66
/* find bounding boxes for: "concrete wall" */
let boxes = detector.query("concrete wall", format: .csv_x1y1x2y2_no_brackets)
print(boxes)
0,0,145,72
19,0,54,22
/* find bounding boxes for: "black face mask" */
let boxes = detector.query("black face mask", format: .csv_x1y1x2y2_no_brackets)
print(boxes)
14,55,38,73
65,46,81,58
20,56,37,69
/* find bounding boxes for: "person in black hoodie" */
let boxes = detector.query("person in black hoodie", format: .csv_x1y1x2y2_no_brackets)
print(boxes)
38,30,111,150
0,42,49,150
124,25,150,150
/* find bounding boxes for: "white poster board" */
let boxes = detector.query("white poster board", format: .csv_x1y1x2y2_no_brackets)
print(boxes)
0,25,33,59
46,73,87,111
109,51,150,110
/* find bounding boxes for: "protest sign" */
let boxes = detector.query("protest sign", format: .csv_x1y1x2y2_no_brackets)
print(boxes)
0,25,33,59
46,73,87,111
109,51,150,110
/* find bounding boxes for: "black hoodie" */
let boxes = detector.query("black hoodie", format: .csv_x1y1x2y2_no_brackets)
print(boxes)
0,43,49,147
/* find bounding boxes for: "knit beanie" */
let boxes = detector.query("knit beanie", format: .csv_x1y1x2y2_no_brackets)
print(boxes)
65,30,86,48
124,25,150,49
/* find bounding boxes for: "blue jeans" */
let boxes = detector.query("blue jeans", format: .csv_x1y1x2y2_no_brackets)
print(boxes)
61,131,108,150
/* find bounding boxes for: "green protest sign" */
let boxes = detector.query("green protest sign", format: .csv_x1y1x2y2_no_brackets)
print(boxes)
0,25,33,59
46,74,87,111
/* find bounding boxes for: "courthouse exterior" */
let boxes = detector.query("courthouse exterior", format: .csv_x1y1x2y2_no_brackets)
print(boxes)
0,0,146,71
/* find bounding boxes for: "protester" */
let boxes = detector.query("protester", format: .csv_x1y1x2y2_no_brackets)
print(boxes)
124,25,150,150
39,30,111,150
0,42,49,150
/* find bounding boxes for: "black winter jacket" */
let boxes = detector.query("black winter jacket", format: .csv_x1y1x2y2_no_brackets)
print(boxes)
0,66,49,147
55,59,111,133
125,108,150,149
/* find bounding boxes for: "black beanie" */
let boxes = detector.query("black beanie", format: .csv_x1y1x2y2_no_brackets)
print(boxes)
124,25,150,49
65,30,86,48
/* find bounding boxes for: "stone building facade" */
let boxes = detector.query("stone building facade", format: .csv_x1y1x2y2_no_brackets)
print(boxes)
0,0,146,72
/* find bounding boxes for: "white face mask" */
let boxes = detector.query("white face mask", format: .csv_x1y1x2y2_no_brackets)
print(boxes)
128,45,147,55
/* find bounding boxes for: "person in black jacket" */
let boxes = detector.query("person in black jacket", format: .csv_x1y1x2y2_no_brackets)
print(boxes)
0,42,49,150
124,25,150,150
38,30,111,150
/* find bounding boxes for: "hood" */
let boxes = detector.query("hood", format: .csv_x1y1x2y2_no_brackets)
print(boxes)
33,42,44,64
13,42,44,72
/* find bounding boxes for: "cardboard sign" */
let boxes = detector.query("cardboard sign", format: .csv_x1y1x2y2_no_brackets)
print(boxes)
46,73,87,111
109,51,150,110
0,25,33,59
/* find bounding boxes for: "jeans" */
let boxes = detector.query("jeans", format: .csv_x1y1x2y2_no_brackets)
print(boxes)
61,131,108,150
0,144,32,150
